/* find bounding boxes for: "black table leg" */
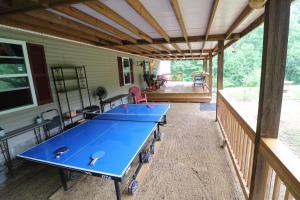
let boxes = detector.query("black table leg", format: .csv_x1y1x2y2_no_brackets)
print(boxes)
58,168,68,191
0,140,13,176
114,180,121,200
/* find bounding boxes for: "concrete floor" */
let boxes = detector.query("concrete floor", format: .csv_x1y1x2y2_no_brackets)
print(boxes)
0,103,243,200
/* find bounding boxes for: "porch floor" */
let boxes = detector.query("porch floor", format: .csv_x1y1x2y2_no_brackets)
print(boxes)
0,103,242,200
146,82,211,102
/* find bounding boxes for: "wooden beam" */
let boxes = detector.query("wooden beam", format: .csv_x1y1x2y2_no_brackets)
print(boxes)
27,9,123,45
170,0,191,50
217,40,224,90
250,0,291,199
0,0,95,16
203,0,219,50
142,49,211,55
126,0,170,43
241,14,264,38
209,52,213,96
157,44,171,54
0,16,100,45
120,33,240,46
54,5,138,44
225,5,253,40
7,13,103,43
171,43,182,53
85,1,153,43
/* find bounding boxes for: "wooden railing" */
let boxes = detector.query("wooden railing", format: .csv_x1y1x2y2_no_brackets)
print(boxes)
217,91,300,200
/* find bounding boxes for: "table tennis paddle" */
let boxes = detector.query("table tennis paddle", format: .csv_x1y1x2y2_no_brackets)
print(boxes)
90,151,105,166
54,146,69,159
122,104,128,108
147,104,155,108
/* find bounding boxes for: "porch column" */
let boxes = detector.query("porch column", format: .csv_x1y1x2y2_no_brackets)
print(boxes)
217,40,224,90
216,40,224,120
203,59,208,72
249,0,291,199
209,52,213,96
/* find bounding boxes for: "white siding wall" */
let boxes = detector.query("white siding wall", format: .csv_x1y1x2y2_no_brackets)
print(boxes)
0,26,154,164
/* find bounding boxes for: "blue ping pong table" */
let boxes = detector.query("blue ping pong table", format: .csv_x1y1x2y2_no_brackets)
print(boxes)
18,103,170,200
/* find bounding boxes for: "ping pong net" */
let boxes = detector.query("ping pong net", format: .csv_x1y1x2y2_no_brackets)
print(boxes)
93,113,164,123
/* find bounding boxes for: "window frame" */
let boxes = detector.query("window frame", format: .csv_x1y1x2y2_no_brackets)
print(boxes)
122,57,132,85
0,38,37,115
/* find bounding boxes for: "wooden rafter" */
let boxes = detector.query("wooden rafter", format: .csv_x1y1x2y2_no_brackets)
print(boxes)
0,16,101,45
144,49,211,55
120,33,240,46
84,1,153,43
125,0,181,53
212,5,253,53
54,5,138,44
157,44,171,54
126,0,169,42
202,0,219,51
27,9,123,45
225,5,253,40
171,43,182,53
0,0,95,16
170,0,191,51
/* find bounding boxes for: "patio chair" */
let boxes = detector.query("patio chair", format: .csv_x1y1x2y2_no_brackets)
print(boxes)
129,86,147,104
41,109,63,139
193,73,206,90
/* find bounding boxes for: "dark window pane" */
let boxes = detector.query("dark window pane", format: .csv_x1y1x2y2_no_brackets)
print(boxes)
0,43,24,57
0,77,29,92
0,63,27,75
124,72,131,84
0,88,33,112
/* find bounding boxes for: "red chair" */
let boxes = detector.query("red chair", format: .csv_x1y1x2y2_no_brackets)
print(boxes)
129,86,147,104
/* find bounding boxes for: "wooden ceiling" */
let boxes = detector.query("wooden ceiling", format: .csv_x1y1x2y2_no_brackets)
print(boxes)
0,0,265,60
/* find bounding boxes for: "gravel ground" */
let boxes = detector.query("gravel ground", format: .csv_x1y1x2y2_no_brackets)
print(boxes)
0,103,243,200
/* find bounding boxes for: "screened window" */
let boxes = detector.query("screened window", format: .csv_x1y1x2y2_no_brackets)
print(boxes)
122,57,131,85
0,38,37,115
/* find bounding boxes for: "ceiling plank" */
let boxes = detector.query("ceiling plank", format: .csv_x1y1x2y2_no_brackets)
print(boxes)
0,16,100,45
27,9,123,45
0,0,95,16
126,0,170,43
225,5,253,40
202,0,219,50
170,0,191,50
145,49,211,55
84,1,153,43
54,5,138,44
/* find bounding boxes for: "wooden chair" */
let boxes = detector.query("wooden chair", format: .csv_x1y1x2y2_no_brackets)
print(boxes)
129,86,147,104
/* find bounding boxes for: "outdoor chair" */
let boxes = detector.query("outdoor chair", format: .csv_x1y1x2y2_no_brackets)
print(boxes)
129,86,147,104
41,109,63,139
193,73,206,90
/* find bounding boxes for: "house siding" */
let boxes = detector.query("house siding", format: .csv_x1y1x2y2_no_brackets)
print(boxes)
0,26,155,164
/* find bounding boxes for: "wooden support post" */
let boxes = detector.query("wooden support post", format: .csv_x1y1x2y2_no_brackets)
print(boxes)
209,52,213,97
249,0,291,199
203,59,208,72
216,40,224,120
217,40,224,90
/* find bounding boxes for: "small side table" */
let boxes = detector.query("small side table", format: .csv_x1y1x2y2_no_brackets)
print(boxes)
0,120,50,175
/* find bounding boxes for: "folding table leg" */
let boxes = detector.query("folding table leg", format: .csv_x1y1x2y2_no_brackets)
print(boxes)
114,180,121,200
58,168,68,191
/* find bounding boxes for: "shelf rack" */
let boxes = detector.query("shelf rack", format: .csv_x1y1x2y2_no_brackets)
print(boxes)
51,65,92,128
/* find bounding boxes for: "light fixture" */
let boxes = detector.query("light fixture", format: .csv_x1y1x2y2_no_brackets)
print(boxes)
249,0,266,9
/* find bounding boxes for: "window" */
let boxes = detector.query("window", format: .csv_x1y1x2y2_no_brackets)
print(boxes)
122,57,131,85
117,57,134,86
0,38,37,115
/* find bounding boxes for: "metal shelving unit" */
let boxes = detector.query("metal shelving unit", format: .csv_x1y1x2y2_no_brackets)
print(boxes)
51,66,92,128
